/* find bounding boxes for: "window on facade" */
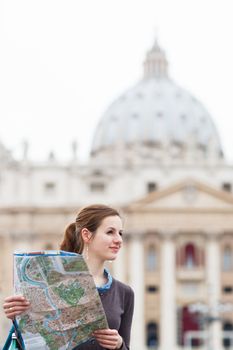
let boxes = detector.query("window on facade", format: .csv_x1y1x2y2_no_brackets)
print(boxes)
223,322,233,348
222,182,232,192
223,246,233,271
90,182,105,192
146,246,157,271
178,245,204,268
147,182,157,193
92,169,103,176
146,322,158,348
44,182,56,194
223,286,233,294
146,285,158,293
184,243,198,268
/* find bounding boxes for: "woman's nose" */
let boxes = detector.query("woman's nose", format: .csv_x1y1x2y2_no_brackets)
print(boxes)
114,233,123,243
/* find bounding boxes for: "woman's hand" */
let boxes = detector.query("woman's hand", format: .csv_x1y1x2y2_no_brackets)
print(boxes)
93,329,123,349
3,295,30,320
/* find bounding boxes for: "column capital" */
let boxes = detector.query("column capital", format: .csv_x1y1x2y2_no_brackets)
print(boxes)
158,229,178,242
222,230,233,240
125,231,145,241
203,230,222,242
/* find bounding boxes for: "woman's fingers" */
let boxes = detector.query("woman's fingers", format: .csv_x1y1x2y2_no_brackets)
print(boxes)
4,295,26,303
3,300,30,309
4,304,30,313
4,305,31,320
3,295,30,320
94,329,117,335
4,308,28,320
93,329,117,342
94,334,118,341
93,329,122,349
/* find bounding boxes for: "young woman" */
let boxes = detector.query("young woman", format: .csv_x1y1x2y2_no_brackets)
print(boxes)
3,204,134,350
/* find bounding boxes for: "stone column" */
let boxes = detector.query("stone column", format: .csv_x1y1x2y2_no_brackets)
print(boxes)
206,234,223,350
128,234,146,350
160,233,177,350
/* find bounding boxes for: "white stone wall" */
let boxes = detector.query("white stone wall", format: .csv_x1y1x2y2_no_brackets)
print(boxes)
1,160,233,207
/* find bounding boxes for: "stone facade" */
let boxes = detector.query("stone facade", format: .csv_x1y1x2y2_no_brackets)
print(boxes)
1,40,233,349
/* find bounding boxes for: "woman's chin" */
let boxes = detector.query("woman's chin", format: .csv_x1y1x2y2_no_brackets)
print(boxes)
107,254,117,261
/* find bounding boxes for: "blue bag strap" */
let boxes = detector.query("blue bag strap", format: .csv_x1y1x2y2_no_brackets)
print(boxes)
2,320,26,350
13,319,26,350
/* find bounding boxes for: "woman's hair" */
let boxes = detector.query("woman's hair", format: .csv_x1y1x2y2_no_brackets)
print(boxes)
60,204,120,254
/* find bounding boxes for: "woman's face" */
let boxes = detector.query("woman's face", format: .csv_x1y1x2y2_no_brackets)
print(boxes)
89,215,123,262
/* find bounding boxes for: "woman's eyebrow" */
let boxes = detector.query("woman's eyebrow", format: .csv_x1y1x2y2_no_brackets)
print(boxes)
106,226,122,231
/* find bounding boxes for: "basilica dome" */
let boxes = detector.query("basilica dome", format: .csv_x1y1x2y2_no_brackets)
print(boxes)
90,40,223,165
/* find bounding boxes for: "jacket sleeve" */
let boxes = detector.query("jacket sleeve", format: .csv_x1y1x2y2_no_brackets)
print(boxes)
118,287,134,350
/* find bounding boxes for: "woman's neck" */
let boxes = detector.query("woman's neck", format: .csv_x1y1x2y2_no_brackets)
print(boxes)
85,257,107,287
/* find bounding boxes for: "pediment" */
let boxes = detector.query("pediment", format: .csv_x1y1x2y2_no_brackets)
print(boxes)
127,179,233,211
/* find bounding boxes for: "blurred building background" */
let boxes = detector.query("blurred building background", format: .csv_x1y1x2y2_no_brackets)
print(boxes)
1,39,233,350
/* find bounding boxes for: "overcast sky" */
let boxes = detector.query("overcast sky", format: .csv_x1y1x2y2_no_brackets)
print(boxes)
0,0,233,163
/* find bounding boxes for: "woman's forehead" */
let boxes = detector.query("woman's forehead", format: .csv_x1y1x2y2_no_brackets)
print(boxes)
101,215,122,228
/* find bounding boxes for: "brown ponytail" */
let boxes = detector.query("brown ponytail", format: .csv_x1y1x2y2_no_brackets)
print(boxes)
60,204,120,254
60,222,84,254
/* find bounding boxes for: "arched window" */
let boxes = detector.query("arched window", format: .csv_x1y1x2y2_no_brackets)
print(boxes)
223,322,233,348
223,246,233,271
147,322,158,348
146,245,157,271
184,243,197,268
178,243,204,268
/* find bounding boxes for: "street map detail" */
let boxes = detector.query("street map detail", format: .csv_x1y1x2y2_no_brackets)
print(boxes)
14,251,108,350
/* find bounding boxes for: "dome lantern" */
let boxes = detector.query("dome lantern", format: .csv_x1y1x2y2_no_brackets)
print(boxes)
143,39,168,79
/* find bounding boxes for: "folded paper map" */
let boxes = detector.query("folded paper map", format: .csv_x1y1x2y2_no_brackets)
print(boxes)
14,250,108,350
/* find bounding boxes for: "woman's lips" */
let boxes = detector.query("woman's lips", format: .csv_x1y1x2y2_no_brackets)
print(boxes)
109,247,119,253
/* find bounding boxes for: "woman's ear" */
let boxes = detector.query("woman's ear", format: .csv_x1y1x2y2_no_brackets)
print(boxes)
81,228,92,243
